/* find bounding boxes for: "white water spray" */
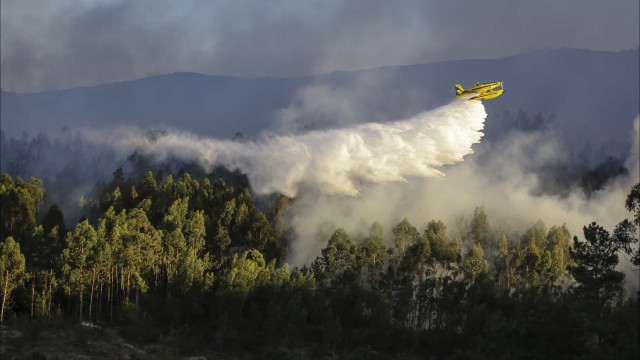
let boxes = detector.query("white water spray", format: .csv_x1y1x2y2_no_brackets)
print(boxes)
91,99,487,197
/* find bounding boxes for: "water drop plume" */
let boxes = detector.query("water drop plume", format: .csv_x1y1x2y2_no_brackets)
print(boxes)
89,99,487,196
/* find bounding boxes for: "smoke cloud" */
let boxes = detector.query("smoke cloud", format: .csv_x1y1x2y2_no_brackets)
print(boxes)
283,117,639,294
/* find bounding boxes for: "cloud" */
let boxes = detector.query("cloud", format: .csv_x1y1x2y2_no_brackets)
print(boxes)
2,0,638,92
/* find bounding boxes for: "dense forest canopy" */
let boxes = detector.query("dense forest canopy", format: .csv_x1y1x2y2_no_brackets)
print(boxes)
1,168,638,359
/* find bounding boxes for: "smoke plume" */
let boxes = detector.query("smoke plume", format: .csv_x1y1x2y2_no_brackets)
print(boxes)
283,117,639,295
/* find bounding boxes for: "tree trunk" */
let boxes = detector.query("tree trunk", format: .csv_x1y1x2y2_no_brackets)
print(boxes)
126,273,131,304
79,284,84,322
135,287,139,318
121,270,125,303
89,269,95,321
109,266,113,323
98,278,103,323
30,280,35,320
48,269,53,321
116,265,120,304
119,267,125,320
1,270,9,322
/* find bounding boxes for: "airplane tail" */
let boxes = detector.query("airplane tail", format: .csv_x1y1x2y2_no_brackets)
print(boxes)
454,84,464,95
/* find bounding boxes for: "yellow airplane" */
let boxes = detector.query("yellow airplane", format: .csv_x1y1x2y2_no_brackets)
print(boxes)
454,81,505,100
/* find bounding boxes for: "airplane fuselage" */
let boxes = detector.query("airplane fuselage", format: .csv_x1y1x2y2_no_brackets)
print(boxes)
455,81,504,100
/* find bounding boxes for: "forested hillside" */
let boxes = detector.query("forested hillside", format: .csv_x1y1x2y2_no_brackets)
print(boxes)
1,171,638,359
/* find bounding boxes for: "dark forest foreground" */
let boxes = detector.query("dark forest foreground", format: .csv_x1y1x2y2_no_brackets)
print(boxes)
1,171,638,359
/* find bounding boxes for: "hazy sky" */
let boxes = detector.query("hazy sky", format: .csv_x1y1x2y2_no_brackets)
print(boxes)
2,0,638,92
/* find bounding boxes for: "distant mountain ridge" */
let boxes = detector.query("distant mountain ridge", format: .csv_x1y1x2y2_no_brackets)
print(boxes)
2,48,638,152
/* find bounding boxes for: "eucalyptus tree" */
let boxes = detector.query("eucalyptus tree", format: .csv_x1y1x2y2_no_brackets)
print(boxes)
96,206,126,321
519,220,547,287
0,174,44,243
161,197,189,285
424,220,460,275
460,243,488,283
122,208,162,305
320,229,358,284
359,221,386,288
469,206,491,247
546,224,572,286
173,210,212,294
0,237,26,322
247,211,278,261
62,220,98,321
392,217,420,262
